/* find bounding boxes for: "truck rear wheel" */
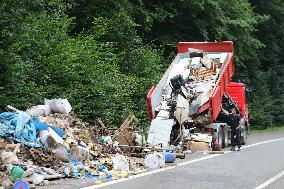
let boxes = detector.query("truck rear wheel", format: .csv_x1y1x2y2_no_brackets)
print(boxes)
218,127,223,149
222,129,228,148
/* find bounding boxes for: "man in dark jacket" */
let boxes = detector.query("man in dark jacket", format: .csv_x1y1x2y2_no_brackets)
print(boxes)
222,107,243,151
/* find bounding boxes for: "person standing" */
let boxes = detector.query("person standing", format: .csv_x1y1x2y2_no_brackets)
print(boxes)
222,107,243,151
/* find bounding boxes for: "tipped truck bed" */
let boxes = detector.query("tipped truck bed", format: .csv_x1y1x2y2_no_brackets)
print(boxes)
147,41,234,123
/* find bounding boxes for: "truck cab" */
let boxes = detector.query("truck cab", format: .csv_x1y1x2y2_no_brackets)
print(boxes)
226,82,249,123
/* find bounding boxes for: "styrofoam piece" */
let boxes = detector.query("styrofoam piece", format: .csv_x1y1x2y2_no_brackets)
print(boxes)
147,119,175,148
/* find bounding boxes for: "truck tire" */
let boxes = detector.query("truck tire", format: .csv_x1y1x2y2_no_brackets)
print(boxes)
218,127,223,149
241,128,247,145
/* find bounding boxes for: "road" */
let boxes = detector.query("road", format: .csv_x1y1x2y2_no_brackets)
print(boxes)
41,130,284,189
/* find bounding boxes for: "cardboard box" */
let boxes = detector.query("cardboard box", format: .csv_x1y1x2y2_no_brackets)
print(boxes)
187,141,209,153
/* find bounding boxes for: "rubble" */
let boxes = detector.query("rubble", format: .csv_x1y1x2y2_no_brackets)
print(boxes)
0,101,152,187
0,95,218,187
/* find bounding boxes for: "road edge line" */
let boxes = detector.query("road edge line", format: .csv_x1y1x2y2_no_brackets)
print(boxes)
81,137,284,189
255,170,284,189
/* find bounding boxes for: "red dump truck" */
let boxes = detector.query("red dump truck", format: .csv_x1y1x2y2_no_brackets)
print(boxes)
146,41,249,149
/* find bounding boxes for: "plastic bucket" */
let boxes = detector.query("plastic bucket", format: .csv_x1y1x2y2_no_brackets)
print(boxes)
164,152,176,163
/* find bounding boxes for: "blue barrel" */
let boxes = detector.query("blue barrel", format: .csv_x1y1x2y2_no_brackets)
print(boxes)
164,152,176,163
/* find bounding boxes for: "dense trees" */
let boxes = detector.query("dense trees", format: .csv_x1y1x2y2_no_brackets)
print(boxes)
0,0,283,127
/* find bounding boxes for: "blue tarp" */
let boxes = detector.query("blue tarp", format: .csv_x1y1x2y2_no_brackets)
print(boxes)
33,119,64,137
0,111,43,147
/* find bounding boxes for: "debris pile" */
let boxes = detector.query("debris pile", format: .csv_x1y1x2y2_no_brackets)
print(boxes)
0,99,148,187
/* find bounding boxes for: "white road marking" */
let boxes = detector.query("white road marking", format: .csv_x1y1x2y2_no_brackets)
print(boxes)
81,154,221,189
242,138,284,149
81,137,284,189
255,170,284,189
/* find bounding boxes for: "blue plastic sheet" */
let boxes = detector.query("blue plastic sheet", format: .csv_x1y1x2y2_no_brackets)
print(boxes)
33,119,64,137
63,160,112,179
0,111,43,147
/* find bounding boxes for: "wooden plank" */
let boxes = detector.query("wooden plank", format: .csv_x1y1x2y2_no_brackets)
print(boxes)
112,114,139,152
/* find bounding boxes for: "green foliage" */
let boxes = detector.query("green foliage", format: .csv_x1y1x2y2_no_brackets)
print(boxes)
0,0,162,127
0,0,283,128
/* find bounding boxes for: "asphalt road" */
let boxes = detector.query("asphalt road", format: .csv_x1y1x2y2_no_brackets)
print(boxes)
40,130,284,189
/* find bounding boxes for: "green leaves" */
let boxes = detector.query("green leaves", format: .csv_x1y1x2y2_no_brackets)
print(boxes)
0,0,283,128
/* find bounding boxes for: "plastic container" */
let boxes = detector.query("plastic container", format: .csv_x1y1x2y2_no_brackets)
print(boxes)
164,152,176,163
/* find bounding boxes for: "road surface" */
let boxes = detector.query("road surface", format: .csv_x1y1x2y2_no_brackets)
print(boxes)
40,130,284,189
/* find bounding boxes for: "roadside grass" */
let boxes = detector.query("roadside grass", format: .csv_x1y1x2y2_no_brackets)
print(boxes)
250,126,284,134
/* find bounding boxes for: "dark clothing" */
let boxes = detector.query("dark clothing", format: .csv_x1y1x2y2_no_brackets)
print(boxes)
228,114,241,130
228,114,242,148
231,128,241,148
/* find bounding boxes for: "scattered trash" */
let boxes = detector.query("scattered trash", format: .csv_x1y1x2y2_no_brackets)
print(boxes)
1,179,12,189
144,153,165,169
0,111,43,147
26,105,51,117
212,138,222,151
31,173,45,185
0,100,196,187
1,150,18,164
0,172,12,188
52,145,69,162
112,115,139,152
164,152,176,163
187,141,209,153
44,98,72,114
112,154,129,171
10,166,24,181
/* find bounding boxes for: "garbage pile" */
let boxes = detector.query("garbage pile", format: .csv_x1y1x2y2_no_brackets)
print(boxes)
0,99,147,187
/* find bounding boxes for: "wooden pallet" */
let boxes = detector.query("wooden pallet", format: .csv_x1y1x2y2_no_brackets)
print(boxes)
112,114,139,152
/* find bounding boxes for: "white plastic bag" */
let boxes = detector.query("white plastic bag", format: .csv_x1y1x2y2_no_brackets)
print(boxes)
26,105,51,117
144,153,165,169
52,145,69,162
32,173,45,185
44,98,72,114
112,154,129,171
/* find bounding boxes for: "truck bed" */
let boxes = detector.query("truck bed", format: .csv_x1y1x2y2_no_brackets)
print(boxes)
147,42,234,122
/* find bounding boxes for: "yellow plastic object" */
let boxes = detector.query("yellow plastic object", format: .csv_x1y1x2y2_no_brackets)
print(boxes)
99,172,105,179
65,137,73,144
95,180,101,185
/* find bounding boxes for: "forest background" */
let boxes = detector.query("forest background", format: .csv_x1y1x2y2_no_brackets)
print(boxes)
1,0,283,129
